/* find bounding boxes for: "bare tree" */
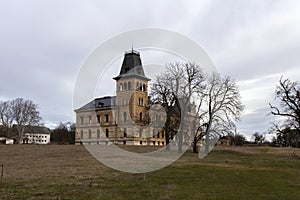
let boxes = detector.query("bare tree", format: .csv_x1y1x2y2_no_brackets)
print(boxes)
0,101,14,137
11,98,42,143
193,73,244,154
151,63,243,154
151,62,205,152
269,77,300,147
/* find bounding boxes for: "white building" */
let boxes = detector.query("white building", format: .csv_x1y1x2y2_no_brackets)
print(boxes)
22,126,51,144
0,137,14,144
23,133,50,144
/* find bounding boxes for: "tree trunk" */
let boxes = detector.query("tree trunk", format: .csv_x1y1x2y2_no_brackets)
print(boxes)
165,131,170,151
178,132,183,154
165,112,171,151
204,133,210,155
193,136,199,153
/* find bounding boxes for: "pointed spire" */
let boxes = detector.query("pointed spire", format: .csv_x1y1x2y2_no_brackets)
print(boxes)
113,50,150,81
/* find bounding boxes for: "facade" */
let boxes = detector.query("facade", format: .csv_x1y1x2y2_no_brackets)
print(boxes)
75,50,198,146
22,126,51,144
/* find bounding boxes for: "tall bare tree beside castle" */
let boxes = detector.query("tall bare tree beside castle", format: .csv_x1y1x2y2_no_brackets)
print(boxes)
195,73,244,154
151,63,244,154
151,62,205,152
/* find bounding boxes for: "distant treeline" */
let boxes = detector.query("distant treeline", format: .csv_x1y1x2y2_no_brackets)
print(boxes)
50,122,75,145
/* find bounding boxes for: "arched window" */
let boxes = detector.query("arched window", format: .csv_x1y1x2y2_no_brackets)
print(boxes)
123,112,127,121
139,112,143,121
128,82,131,90
97,129,100,139
143,84,146,91
141,98,144,106
105,114,109,123
120,83,123,91
124,82,127,90
140,83,143,91
124,128,127,137
105,129,109,138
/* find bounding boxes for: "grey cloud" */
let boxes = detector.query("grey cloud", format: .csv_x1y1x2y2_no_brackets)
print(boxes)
0,0,299,136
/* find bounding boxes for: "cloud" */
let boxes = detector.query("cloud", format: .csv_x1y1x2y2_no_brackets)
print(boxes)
0,0,299,138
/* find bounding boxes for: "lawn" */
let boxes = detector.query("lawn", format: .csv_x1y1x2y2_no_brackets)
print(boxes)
0,145,299,199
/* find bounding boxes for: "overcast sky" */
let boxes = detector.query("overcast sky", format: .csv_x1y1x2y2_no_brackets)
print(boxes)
1,0,300,140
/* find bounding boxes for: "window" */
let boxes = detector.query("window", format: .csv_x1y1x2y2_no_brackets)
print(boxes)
124,128,127,137
153,141,155,145
128,82,131,90
88,116,92,124
97,129,100,139
123,112,127,122
143,84,146,91
139,112,143,121
138,98,143,106
105,129,109,138
80,116,83,125
124,82,127,90
105,114,109,123
140,141,142,145
123,141,126,145
140,83,143,91
88,130,91,139
120,83,123,91
136,82,139,90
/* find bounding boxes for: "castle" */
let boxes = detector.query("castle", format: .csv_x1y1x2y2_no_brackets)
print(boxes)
75,50,198,146
75,50,167,145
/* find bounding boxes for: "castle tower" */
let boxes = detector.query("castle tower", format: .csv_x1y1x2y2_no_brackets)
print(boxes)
113,50,150,140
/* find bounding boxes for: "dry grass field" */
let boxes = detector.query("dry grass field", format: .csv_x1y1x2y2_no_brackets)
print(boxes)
0,145,299,199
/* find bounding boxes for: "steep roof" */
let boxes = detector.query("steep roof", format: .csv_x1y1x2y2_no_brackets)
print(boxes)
75,96,116,111
24,126,50,134
113,50,150,81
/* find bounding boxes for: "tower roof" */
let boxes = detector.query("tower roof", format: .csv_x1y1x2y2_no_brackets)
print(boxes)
113,50,150,81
